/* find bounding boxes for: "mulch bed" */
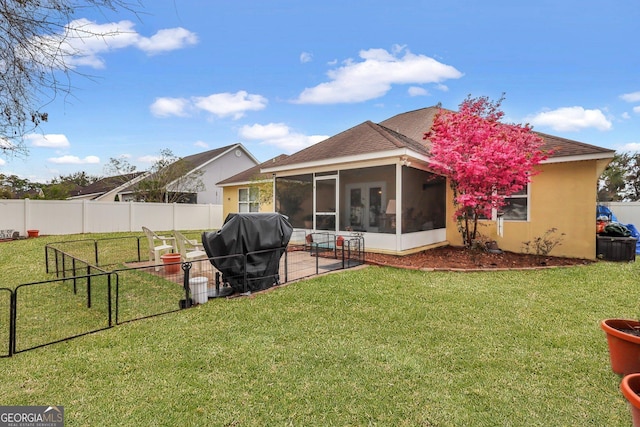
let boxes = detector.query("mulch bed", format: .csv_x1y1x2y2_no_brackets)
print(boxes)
364,245,593,271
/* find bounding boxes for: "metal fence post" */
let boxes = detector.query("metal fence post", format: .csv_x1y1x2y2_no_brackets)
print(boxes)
181,262,192,308
9,290,16,357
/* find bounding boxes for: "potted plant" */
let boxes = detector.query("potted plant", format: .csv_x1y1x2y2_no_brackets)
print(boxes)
621,373,640,427
160,253,181,274
601,319,640,375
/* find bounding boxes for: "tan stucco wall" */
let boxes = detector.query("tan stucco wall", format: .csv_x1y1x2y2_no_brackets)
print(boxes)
222,185,273,218
445,160,606,260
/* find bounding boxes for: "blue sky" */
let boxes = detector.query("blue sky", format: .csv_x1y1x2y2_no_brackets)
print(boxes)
1,0,639,182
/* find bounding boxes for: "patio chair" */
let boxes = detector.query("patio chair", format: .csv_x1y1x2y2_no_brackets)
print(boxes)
174,230,208,273
142,226,176,271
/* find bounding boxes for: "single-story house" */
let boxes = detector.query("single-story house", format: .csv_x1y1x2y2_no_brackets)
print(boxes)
245,106,613,260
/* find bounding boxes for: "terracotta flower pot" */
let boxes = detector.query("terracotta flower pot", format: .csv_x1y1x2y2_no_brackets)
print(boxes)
27,229,39,238
621,373,640,427
160,253,181,274
601,319,640,375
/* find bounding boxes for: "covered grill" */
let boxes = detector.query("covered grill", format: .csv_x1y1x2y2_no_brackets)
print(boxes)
201,213,293,293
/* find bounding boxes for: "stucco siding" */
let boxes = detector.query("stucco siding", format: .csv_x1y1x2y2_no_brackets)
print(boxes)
222,184,274,218
445,160,600,259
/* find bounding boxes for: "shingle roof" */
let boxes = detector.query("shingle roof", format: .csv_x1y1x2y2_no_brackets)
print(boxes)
124,144,251,192
70,172,146,198
265,120,430,169
265,106,614,170
535,132,615,159
179,144,241,170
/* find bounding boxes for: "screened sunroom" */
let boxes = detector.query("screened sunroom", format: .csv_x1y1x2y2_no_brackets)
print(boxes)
273,163,447,254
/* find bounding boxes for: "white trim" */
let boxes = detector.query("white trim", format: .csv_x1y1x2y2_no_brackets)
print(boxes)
238,187,260,213
219,178,271,187
261,148,425,174
541,152,615,164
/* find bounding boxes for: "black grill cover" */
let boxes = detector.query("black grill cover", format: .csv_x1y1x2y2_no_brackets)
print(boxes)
201,213,293,293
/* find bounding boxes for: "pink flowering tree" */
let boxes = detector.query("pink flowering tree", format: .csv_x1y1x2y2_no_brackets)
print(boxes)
425,95,548,247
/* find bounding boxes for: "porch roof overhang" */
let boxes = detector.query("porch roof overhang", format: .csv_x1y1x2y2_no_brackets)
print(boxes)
261,148,432,175
541,151,615,164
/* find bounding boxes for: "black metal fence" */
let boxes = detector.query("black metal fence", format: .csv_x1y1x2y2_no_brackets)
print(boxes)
0,232,364,357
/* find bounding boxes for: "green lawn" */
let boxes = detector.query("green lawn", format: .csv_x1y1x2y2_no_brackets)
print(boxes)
0,233,637,426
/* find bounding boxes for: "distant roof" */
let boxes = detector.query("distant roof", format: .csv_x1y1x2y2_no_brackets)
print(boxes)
125,143,258,191
69,172,146,198
218,154,289,185
179,143,259,171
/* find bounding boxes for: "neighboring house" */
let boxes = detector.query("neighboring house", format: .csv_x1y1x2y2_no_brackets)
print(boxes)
67,172,148,201
259,106,614,260
122,144,259,204
218,154,288,216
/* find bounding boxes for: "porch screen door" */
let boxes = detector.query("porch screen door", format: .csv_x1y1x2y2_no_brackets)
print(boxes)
314,176,337,231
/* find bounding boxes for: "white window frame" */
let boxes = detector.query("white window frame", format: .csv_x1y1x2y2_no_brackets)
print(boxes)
477,184,530,222
499,185,530,221
238,187,260,213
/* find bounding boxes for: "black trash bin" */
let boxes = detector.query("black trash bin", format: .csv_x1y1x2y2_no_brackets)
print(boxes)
596,235,637,262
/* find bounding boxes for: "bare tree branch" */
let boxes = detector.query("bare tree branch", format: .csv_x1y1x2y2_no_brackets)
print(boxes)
0,0,141,157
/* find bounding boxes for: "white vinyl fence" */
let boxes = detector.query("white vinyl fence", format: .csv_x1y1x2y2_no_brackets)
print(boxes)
602,202,640,227
0,199,224,237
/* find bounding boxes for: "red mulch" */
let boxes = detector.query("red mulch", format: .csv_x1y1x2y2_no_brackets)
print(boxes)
364,245,593,271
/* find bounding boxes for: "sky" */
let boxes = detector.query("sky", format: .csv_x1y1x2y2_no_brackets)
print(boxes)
1,0,639,183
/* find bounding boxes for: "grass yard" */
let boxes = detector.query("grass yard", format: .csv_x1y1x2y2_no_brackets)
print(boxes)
0,233,638,425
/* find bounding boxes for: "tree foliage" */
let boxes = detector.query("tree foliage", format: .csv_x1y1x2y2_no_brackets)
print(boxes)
0,173,43,198
130,149,205,203
598,152,640,202
0,0,138,156
425,95,548,246
50,171,100,187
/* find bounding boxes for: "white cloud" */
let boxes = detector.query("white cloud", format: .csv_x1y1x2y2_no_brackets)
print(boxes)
294,45,463,104
48,155,100,164
239,122,329,153
619,142,640,152
39,19,198,69
408,86,429,97
194,140,209,148
300,52,313,63
151,91,267,120
138,155,161,164
26,134,70,148
527,107,612,132
239,123,291,140
150,97,190,117
0,138,15,150
634,106,640,114
193,91,268,119
620,91,640,103
0,158,5,166
622,112,631,119
135,27,198,55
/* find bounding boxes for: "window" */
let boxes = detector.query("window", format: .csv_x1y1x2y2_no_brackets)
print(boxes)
477,185,530,221
501,187,528,221
239,187,259,212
